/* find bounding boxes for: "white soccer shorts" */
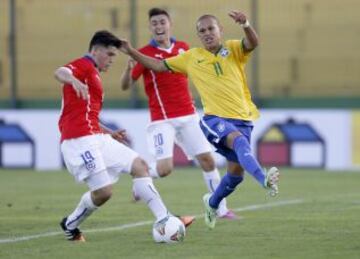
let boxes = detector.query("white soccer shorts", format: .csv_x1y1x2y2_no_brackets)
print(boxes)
61,134,138,191
146,114,213,160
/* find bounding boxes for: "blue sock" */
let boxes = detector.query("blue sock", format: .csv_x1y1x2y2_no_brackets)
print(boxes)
233,135,266,186
209,173,243,209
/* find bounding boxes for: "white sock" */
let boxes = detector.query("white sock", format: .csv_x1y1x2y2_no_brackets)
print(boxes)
133,177,168,221
66,191,98,230
148,162,160,178
202,169,229,216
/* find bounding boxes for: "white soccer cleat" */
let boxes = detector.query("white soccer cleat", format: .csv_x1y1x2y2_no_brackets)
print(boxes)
203,193,217,229
265,167,280,197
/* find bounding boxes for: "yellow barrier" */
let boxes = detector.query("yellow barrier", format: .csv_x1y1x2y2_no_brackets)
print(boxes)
0,0,359,100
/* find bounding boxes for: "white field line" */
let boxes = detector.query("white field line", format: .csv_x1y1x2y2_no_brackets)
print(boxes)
0,199,303,244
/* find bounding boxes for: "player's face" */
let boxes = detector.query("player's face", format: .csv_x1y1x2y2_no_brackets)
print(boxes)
93,46,119,72
196,17,223,53
149,14,171,45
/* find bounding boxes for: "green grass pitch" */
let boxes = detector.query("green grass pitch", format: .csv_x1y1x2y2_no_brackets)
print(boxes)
0,168,359,259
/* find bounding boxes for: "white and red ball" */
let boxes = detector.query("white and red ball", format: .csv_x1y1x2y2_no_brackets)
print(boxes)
152,215,186,243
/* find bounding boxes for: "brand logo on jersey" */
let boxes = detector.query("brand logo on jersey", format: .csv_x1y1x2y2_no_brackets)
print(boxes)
219,48,230,57
197,59,205,64
178,48,185,54
217,122,226,133
155,53,164,59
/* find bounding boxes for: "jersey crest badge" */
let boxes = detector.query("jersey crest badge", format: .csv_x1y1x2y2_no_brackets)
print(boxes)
217,122,226,133
219,48,230,57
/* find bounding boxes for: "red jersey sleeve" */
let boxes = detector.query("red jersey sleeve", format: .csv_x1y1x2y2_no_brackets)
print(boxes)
182,42,190,51
131,62,145,81
64,62,88,82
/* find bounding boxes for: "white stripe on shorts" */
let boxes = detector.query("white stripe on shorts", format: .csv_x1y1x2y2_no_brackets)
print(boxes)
200,117,220,143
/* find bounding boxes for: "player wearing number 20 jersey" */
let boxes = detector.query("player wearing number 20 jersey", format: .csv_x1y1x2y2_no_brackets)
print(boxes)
120,8,237,219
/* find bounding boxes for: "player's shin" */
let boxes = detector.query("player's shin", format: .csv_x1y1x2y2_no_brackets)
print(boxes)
209,173,243,209
66,191,98,230
202,169,228,215
233,135,266,186
132,177,168,221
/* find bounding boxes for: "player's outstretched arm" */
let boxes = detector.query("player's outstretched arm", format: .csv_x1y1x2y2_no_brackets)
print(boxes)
119,39,168,72
228,10,259,51
54,67,89,100
120,59,136,91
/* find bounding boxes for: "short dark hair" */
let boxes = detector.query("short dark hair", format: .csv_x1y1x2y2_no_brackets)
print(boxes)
148,7,170,20
88,30,122,51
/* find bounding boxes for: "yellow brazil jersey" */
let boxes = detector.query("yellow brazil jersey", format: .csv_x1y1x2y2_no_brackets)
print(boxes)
164,39,259,121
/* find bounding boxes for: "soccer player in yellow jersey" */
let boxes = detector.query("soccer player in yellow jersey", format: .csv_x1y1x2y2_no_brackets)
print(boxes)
120,10,280,229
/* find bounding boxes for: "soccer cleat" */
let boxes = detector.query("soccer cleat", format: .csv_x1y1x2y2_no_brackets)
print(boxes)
264,167,280,197
218,210,239,220
60,217,86,242
178,215,196,228
202,193,217,229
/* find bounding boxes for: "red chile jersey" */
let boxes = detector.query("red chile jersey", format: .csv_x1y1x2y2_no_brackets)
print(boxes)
131,38,196,121
58,55,103,141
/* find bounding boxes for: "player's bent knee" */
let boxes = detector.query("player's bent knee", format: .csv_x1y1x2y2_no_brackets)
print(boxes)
226,131,243,149
196,152,216,171
227,161,245,176
157,158,173,177
158,167,172,177
92,185,113,206
131,157,150,178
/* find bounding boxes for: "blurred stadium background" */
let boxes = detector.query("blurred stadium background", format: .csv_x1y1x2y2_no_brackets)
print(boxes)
1,0,360,106
0,0,359,170
1,2,360,257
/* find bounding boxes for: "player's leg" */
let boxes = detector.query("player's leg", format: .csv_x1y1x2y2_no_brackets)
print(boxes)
131,122,175,200
155,158,174,177
130,158,195,226
226,131,279,195
61,174,113,241
178,114,235,218
60,135,112,241
203,161,244,229
200,115,279,195
208,161,244,209
101,134,173,222
130,157,170,221
146,122,176,178
195,152,237,219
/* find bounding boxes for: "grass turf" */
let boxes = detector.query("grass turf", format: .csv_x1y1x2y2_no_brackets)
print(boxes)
0,168,359,259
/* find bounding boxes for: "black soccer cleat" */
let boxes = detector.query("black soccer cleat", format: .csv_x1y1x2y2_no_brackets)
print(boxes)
60,217,86,242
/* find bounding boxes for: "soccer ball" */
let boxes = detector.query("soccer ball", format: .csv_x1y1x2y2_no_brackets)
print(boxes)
152,215,186,243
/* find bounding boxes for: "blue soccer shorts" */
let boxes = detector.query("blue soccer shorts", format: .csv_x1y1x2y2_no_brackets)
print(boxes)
199,115,254,163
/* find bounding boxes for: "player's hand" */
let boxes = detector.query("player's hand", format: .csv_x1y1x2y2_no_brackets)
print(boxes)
119,39,132,55
228,10,247,25
127,58,136,70
71,78,89,100
111,129,129,145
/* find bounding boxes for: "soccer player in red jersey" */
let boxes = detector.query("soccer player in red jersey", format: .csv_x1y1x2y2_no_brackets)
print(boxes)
120,8,237,219
55,30,185,242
